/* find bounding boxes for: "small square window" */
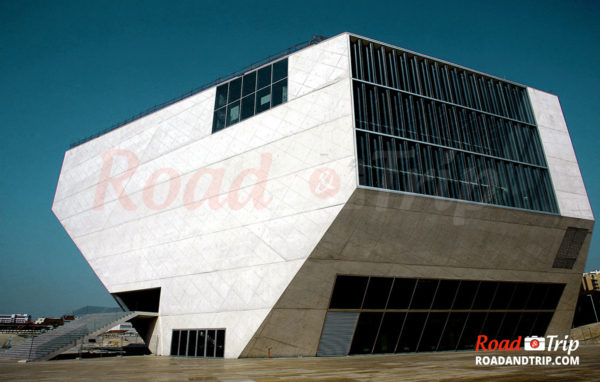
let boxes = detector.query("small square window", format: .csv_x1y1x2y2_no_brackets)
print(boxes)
242,72,256,96
255,87,271,114
227,78,242,103
257,65,272,90
215,84,228,108
241,95,255,121
272,79,287,107
226,101,240,126
272,59,288,82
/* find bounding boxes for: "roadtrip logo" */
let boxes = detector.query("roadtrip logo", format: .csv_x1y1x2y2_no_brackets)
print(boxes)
475,335,581,366
475,335,579,355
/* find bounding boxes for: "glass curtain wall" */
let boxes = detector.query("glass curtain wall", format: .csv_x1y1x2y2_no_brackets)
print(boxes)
327,275,564,354
350,37,558,213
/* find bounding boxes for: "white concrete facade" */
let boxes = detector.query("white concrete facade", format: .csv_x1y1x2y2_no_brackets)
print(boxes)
53,33,593,358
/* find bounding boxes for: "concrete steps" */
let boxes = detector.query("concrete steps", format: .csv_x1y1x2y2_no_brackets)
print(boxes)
0,311,138,361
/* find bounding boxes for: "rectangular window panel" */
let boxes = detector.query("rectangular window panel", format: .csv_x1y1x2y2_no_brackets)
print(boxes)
418,312,448,352
170,330,180,356
227,78,242,103
178,330,188,356
188,330,197,356
363,277,393,309
373,312,405,353
226,101,240,127
271,79,287,107
329,276,369,309
242,72,256,96
216,330,225,357
212,108,226,133
396,312,427,353
241,95,255,121
215,84,228,108
257,65,272,90
349,312,383,354
255,87,271,114
206,330,216,357
272,58,288,82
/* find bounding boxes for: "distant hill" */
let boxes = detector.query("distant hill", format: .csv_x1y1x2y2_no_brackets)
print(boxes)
69,306,123,316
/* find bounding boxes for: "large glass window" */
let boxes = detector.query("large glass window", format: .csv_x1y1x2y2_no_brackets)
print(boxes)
322,275,564,355
350,37,558,214
212,58,288,133
170,329,226,358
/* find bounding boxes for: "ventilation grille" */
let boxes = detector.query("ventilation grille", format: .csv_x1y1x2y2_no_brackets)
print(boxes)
552,227,588,269
317,312,359,357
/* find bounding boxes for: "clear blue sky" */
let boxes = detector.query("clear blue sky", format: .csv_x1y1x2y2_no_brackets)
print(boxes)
1,0,598,319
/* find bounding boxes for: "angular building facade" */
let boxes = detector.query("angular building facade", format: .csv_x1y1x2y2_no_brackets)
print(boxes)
52,33,594,358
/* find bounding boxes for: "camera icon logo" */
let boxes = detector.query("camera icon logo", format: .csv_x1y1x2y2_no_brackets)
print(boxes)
524,336,546,351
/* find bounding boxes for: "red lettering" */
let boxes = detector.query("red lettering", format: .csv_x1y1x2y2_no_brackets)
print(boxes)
475,335,488,351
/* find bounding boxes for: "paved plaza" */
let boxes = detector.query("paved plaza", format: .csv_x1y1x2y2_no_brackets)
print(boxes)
1,345,599,381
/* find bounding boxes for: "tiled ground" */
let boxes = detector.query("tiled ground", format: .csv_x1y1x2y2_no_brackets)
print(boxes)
1,345,599,381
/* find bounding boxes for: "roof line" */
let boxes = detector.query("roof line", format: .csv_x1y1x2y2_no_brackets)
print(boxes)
69,35,327,149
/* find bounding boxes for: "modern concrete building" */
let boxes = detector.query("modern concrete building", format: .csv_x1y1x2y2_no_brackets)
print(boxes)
52,33,594,358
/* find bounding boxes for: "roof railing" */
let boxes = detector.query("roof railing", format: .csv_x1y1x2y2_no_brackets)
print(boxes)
69,35,327,149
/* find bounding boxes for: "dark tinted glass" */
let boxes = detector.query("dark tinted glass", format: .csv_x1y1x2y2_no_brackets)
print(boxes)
255,87,271,114
410,279,439,309
215,84,228,108
227,78,242,103
363,277,393,309
457,312,486,349
531,312,553,336
271,79,287,107
540,284,564,310
453,281,479,309
206,330,216,357
242,72,256,96
472,281,498,310
516,312,537,337
509,283,534,309
349,38,559,214
197,330,206,356
216,330,225,357
438,312,467,351
396,312,427,352
373,312,405,353
387,278,417,309
491,282,516,310
178,330,188,356
272,59,288,82
213,108,226,133
170,330,179,356
418,312,448,352
349,312,383,354
188,330,197,356
226,101,240,126
257,65,272,89
480,312,503,339
241,95,255,121
432,280,459,309
329,276,369,309
498,312,520,339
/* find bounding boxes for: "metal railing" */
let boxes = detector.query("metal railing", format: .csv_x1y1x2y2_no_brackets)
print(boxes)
69,35,327,149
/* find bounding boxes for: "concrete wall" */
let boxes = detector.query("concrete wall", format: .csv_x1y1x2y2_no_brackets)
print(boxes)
52,33,356,357
243,189,593,357
528,88,593,221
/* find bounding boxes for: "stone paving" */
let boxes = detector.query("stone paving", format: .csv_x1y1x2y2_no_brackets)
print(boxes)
1,345,599,381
